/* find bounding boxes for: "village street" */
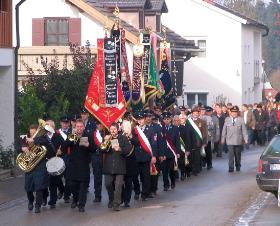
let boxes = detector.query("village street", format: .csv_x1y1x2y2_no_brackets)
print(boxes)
0,146,277,226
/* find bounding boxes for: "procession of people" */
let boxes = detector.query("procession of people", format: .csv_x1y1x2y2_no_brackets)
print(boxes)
17,101,280,213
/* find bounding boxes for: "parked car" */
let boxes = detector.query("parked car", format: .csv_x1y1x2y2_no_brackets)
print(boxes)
256,135,280,198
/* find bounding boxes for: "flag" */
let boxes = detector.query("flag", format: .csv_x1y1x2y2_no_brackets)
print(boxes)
84,39,126,129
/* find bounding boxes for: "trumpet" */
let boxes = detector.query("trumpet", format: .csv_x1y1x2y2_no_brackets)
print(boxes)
100,135,111,151
68,132,79,144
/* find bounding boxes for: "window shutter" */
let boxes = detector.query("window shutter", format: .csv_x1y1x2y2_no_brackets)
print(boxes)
69,18,81,45
32,18,44,46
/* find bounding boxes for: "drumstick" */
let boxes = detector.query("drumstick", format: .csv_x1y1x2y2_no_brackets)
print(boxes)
56,145,62,157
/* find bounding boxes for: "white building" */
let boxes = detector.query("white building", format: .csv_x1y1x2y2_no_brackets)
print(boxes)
0,0,15,149
162,0,268,106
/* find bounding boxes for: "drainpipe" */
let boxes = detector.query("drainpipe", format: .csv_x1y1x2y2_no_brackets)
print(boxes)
14,0,26,153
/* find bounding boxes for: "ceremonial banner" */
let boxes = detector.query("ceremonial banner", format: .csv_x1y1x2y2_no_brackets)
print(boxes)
104,38,118,106
131,43,145,111
85,39,126,129
142,33,151,85
144,46,159,106
120,29,131,103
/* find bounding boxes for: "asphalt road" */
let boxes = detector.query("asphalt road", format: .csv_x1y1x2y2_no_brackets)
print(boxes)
0,147,266,226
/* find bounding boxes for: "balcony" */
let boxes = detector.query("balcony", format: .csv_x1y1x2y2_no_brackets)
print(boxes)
0,11,12,48
18,46,97,83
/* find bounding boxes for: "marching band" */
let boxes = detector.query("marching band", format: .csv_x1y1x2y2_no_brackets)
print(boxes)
19,105,232,213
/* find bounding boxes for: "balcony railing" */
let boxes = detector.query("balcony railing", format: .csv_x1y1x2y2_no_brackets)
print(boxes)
18,46,97,82
0,11,12,48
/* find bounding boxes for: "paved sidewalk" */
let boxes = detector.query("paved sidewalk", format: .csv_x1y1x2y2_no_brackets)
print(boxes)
0,176,25,205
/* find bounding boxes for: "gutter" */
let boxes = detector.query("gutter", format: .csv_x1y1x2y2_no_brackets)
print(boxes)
14,0,26,152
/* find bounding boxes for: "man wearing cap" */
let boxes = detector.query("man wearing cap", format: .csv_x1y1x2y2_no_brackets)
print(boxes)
80,108,96,135
91,121,106,203
161,111,181,190
221,106,248,172
56,116,72,202
131,112,157,201
144,110,163,196
213,104,226,157
189,106,207,176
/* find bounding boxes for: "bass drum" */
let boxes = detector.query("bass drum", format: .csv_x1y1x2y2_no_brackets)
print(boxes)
46,157,65,176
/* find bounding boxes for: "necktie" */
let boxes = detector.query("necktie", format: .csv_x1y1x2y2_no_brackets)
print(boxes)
233,118,235,126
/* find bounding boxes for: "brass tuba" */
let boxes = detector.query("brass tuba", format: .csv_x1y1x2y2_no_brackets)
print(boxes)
16,119,49,172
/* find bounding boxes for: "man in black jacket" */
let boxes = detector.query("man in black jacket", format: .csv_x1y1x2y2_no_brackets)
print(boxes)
132,112,157,201
63,119,97,212
161,112,181,191
102,122,132,211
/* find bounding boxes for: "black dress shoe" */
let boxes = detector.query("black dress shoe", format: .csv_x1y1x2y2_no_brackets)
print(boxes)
108,201,113,208
42,198,47,207
57,192,63,200
78,207,85,212
163,187,169,191
71,202,77,209
134,194,139,200
93,197,101,203
28,203,34,211
34,207,41,213
228,169,234,173
171,184,175,189
180,176,186,181
113,205,121,211
50,204,56,209
207,166,213,170
147,193,154,198
124,202,130,208
64,198,70,204
141,197,148,201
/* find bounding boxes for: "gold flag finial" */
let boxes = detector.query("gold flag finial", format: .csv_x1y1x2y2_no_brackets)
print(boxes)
113,4,120,18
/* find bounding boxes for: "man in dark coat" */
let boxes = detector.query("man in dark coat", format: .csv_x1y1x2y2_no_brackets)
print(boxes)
63,119,97,212
45,119,65,209
161,111,181,191
144,110,163,196
20,124,56,213
102,122,132,211
254,104,268,146
132,112,157,201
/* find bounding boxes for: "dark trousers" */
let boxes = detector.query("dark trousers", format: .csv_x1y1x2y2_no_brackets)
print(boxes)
150,161,160,193
178,155,186,178
27,190,47,207
123,175,133,203
205,141,212,168
216,142,222,157
191,149,201,175
162,158,176,188
132,175,140,195
62,155,71,200
228,145,242,170
256,129,265,146
91,154,103,199
247,128,254,145
137,162,151,198
105,174,124,206
70,180,89,208
49,175,64,205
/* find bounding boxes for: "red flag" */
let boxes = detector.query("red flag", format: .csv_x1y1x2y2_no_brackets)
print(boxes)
84,39,126,129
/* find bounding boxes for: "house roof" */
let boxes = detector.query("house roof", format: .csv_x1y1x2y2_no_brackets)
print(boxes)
94,0,152,9
202,0,269,36
67,0,199,57
146,0,168,13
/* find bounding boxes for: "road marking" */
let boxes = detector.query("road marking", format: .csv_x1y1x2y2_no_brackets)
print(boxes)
0,197,26,212
234,192,270,226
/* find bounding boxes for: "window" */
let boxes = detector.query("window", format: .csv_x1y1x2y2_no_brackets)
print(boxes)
197,40,206,58
254,60,260,78
186,93,208,107
45,18,69,46
187,93,196,108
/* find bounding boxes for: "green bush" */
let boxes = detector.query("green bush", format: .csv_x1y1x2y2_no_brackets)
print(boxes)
19,44,96,132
